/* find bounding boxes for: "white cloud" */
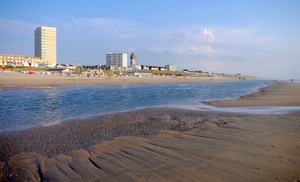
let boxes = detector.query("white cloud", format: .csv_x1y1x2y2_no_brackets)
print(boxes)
201,28,216,42
147,27,216,56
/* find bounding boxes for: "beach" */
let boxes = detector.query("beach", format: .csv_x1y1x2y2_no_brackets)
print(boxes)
0,71,237,88
0,73,299,181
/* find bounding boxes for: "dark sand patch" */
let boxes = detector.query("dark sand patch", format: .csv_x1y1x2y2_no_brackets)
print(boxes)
0,108,223,162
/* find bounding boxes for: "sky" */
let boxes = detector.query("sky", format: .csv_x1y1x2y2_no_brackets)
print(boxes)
0,0,300,79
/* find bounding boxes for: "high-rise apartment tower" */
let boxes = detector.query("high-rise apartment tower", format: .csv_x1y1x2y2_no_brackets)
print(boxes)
106,53,128,68
34,26,57,66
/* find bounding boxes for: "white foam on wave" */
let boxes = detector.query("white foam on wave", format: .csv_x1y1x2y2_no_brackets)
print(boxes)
165,103,300,115
41,120,62,127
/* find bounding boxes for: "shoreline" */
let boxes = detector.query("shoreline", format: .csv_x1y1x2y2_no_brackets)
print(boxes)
0,80,300,181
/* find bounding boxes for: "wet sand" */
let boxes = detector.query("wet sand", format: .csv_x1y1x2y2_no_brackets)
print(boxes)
0,81,300,181
205,81,300,107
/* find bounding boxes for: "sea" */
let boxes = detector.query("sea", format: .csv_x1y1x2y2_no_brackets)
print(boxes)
0,80,298,133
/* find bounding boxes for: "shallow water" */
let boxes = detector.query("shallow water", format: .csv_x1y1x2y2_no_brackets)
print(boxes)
0,80,279,133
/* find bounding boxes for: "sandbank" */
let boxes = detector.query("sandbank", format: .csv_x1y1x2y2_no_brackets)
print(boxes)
0,81,299,181
205,81,300,107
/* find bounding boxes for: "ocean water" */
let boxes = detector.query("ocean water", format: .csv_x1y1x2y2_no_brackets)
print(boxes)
0,80,270,133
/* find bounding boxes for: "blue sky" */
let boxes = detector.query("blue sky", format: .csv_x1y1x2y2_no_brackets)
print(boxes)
1,0,300,79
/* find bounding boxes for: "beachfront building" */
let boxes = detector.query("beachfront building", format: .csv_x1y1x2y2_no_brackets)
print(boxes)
0,54,42,67
106,53,128,70
132,64,141,70
141,65,149,70
35,26,57,66
165,64,176,71
130,52,137,67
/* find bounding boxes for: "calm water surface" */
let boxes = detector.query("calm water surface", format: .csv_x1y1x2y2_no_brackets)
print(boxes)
0,80,270,133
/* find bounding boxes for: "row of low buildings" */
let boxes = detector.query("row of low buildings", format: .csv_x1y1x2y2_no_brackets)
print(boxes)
0,54,42,67
55,52,176,72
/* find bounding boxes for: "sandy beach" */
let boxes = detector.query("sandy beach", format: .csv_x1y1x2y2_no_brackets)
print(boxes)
0,71,237,88
0,74,299,181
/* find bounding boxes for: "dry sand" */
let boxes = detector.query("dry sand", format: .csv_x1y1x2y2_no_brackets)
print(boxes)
0,76,299,181
0,71,235,88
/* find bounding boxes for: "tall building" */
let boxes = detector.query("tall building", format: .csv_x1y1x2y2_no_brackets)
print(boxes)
106,53,128,68
34,26,56,66
130,52,137,67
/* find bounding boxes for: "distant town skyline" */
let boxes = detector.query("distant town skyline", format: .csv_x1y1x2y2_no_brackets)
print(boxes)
0,0,300,79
